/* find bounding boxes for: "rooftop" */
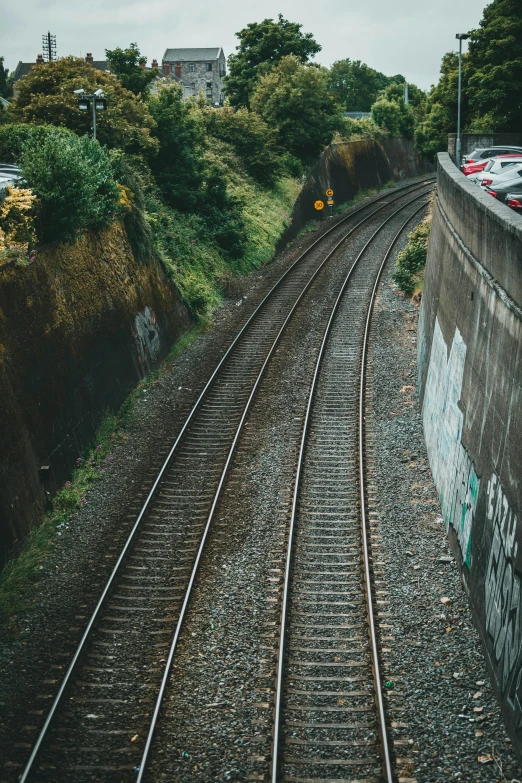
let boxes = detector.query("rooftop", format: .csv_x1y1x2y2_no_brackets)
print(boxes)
162,47,223,62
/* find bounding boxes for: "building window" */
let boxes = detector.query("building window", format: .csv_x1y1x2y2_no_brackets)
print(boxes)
188,63,195,72
206,81,212,88
206,63,212,72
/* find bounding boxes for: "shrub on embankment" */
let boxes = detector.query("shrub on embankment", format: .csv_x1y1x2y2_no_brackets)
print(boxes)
392,218,431,296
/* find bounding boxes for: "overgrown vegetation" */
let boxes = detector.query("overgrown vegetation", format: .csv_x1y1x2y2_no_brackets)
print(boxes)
392,219,431,295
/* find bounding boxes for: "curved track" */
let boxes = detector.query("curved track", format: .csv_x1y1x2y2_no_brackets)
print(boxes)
271,204,429,782
19,179,433,782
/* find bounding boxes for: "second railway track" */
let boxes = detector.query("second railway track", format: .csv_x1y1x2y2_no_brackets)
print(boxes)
17,179,433,783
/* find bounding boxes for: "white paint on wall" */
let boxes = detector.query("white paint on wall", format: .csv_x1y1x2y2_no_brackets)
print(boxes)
422,318,479,567
134,306,160,366
485,473,521,694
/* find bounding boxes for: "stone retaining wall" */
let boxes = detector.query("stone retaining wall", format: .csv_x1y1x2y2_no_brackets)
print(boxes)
418,152,522,758
0,222,190,561
279,138,433,246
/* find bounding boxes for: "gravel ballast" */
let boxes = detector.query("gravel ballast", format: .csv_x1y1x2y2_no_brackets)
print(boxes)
366,260,522,782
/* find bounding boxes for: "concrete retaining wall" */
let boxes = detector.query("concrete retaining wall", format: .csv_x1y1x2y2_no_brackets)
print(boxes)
279,138,433,245
418,152,522,757
0,221,190,561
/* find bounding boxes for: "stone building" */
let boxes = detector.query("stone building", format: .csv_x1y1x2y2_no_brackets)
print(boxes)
161,48,226,105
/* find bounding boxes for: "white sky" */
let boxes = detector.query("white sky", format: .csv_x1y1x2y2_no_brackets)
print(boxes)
1,0,486,91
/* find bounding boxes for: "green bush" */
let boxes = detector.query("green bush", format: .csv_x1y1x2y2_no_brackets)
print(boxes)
19,128,120,243
0,122,72,162
392,220,430,295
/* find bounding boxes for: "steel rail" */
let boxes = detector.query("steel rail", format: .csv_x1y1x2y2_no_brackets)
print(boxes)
358,196,430,783
135,183,434,783
19,177,433,783
270,194,432,783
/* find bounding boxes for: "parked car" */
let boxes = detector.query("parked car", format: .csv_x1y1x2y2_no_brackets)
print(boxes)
462,145,522,167
0,163,21,199
480,163,522,191
485,175,522,204
467,155,522,184
506,193,522,213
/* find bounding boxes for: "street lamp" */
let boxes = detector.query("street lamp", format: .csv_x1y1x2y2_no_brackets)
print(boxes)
73,87,107,141
455,33,470,167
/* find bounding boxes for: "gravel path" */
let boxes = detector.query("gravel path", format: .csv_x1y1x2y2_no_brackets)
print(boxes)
366,257,522,782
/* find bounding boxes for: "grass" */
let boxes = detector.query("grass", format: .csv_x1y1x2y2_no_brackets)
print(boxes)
0,323,205,627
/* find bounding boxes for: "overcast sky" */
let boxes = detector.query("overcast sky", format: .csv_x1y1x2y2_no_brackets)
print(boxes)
2,0,487,91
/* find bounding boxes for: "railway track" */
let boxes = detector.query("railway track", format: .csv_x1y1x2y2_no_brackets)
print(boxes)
18,179,433,782
271,203,430,782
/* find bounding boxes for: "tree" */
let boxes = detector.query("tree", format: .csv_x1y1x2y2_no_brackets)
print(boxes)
202,106,283,186
413,51,466,159
380,81,425,110
328,59,404,112
251,56,340,163
225,14,321,108
9,57,158,159
0,57,12,99
105,43,159,96
467,0,522,131
371,99,402,137
148,83,206,210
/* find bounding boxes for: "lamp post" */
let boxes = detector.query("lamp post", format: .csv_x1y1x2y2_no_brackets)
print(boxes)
73,88,107,141
455,33,470,167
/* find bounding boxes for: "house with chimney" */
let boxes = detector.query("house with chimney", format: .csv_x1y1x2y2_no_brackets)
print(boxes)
11,54,109,97
161,48,226,105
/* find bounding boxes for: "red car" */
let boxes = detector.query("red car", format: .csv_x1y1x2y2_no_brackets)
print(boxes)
462,154,522,177
506,195,522,212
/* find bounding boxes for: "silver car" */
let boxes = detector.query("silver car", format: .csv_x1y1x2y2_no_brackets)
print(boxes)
479,162,522,190
468,156,522,185
462,145,522,167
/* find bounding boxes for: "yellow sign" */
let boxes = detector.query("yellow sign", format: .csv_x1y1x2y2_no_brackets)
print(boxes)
314,200,324,211
326,188,334,197
327,199,334,205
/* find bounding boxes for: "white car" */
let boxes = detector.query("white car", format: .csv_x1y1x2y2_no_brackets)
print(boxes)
0,163,21,199
479,161,522,189
468,157,522,185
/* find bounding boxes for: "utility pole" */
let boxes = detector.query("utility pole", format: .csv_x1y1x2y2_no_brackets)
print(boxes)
42,32,57,62
403,84,409,106
455,33,470,167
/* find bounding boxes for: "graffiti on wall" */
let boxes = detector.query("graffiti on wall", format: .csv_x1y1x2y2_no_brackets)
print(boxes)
134,306,160,367
422,319,479,567
485,474,522,713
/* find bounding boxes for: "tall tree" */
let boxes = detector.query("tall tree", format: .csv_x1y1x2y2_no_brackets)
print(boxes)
105,43,159,96
328,59,405,112
467,0,522,131
0,58,11,99
225,14,321,108
10,57,158,158
251,56,340,163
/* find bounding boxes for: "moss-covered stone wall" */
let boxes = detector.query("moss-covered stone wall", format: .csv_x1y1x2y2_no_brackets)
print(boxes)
0,221,190,560
280,138,434,244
